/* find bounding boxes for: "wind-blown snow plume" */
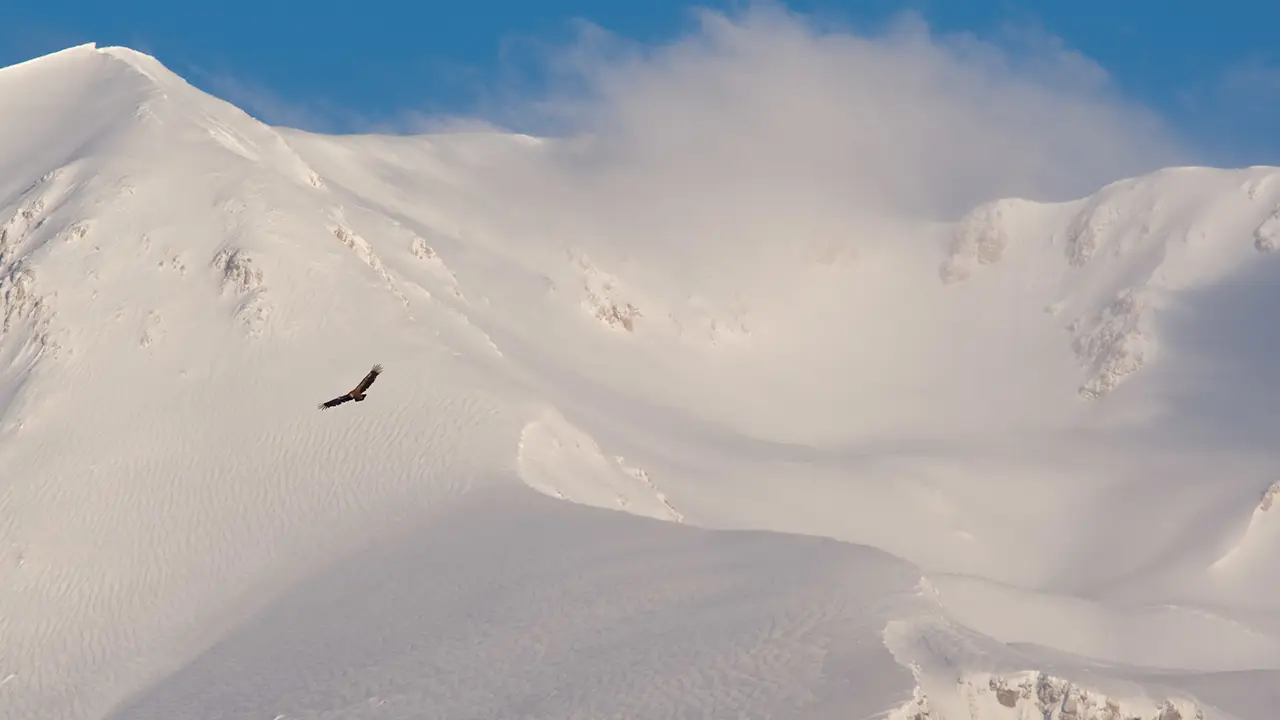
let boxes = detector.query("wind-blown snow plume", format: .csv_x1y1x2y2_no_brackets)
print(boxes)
315,6,1198,450
469,5,1186,298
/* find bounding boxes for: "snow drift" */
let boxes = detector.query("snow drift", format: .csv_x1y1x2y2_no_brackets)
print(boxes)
1,36,1280,720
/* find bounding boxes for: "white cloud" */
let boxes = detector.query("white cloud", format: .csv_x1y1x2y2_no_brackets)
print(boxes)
452,3,1189,302
200,71,507,137
475,4,1187,215
201,72,349,132
192,4,1192,305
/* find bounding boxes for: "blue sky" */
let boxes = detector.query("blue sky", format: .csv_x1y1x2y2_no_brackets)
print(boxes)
5,0,1280,166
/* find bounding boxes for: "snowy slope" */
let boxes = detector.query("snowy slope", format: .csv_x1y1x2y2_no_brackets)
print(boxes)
2,42,1280,720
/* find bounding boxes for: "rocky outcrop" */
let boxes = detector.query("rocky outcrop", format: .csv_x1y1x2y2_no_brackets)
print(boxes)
572,251,643,333
890,671,1205,720
1254,208,1280,254
211,246,271,337
939,199,1029,284
1069,288,1151,400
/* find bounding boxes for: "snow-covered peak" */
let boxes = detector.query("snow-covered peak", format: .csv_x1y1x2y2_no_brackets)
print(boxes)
3,44,1280,720
9,42,196,95
0,41,317,202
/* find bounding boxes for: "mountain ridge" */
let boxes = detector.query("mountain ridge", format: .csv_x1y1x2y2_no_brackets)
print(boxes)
2,43,1279,720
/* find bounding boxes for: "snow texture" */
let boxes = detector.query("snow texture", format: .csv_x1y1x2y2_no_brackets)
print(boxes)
2,41,1280,720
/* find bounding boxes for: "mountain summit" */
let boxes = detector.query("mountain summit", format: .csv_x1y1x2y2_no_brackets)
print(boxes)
2,43,1280,720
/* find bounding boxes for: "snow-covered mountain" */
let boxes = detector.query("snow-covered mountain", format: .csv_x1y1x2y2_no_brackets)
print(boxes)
3,42,1280,720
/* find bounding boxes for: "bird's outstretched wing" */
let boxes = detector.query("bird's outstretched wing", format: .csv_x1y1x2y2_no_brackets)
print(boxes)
351,364,383,394
318,395,353,410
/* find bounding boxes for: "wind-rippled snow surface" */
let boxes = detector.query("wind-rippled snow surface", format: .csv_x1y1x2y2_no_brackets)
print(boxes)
2,43,1280,720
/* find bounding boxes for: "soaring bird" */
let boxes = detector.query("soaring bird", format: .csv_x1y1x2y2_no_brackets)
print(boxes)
318,364,383,409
